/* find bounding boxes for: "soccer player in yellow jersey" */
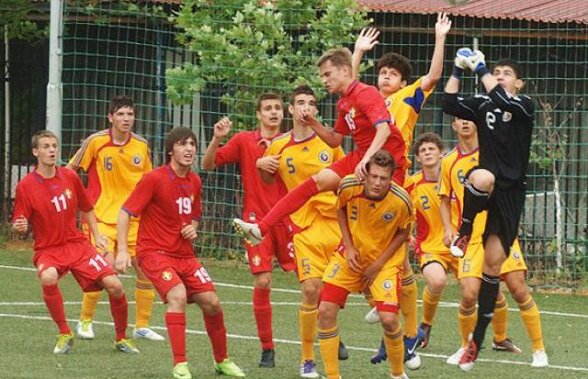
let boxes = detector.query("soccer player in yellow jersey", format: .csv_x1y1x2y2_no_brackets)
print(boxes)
439,117,548,368
318,150,413,379
67,95,164,341
258,85,345,378
353,13,452,365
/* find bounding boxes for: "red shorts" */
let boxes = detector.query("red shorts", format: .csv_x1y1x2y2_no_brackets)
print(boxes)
246,223,295,274
138,250,216,302
33,240,117,292
329,149,406,185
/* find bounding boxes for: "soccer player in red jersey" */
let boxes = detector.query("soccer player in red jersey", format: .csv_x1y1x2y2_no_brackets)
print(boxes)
116,127,245,379
233,48,407,248
11,130,137,355
201,93,295,368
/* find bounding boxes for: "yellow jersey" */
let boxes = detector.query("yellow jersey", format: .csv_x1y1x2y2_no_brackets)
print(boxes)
68,129,152,224
337,175,414,268
438,146,486,244
407,170,452,254
385,76,434,161
265,132,344,229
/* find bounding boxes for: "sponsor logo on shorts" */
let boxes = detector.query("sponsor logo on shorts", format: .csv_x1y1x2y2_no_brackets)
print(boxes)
252,255,261,266
382,212,395,222
318,150,331,163
502,112,512,122
132,155,143,166
162,271,172,281
382,280,392,290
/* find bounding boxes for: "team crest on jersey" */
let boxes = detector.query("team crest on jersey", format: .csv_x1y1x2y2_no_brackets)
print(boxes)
502,112,512,122
252,255,261,266
64,188,72,199
132,154,143,166
318,150,331,163
382,212,395,222
162,271,173,281
511,251,520,260
382,280,392,290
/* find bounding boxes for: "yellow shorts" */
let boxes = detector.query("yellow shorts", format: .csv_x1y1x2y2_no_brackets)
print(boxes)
83,222,139,257
419,250,459,277
292,215,341,282
458,239,527,279
322,253,401,307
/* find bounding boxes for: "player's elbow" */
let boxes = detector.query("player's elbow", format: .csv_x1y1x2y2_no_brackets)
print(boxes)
200,159,216,171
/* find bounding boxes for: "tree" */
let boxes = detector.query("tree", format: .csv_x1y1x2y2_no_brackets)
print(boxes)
0,0,46,41
166,0,370,128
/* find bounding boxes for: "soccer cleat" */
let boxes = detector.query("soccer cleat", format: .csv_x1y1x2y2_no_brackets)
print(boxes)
232,218,263,246
76,320,95,340
338,341,349,360
299,360,319,378
364,306,380,324
404,328,425,367
531,350,549,368
114,338,140,354
418,323,432,348
214,358,246,377
450,233,470,258
390,373,409,379
492,338,522,353
405,353,421,371
458,337,478,372
258,349,275,368
446,347,465,365
172,362,192,379
53,332,74,354
370,339,387,364
133,327,165,341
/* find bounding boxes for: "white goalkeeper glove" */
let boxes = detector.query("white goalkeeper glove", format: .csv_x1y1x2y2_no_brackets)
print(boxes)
465,50,490,76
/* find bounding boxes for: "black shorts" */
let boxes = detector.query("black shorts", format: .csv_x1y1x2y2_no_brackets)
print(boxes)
483,183,526,256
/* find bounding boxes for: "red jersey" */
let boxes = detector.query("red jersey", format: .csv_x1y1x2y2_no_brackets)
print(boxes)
12,167,92,251
123,165,203,258
214,130,286,222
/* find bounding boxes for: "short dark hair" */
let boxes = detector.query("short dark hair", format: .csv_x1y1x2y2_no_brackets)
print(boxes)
366,150,396,175
316,48,353,70
165,127,197,163
493,58,523,80
32,130,58,149
108,95,135,114
256,92,283,112
413,132,444,156
290,85,316,104
377,52,412,82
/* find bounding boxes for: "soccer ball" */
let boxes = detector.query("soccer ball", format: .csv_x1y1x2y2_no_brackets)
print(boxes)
446,0,468,5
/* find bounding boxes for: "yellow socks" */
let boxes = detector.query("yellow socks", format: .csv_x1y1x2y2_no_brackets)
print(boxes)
384,325,404,377
492,293,509,343
421,286,442,326
400,270,418,338
299,303,318,362
458,302,477,347
518,295,545,351
80,291,101,321
318,325,340,379
135,279,155,329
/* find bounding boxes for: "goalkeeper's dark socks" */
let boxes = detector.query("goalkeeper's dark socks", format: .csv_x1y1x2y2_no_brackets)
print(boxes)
42,284,70,334
473,273,500,349
460,179,490,235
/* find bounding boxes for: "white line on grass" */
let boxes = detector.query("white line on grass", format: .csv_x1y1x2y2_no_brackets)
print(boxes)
1,264,587,319
0,312,587,373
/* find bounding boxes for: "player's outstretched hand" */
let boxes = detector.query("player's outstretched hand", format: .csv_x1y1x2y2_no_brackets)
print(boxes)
213,117,232,140
455,47,473,70
465,50,487,75
181,223,198,241
435,12,452,38
443,228,455,248
256,154,281,174
346,245,362,273
11,215,28,234
354,158,369,181
114,250,132,274
355,27,380,53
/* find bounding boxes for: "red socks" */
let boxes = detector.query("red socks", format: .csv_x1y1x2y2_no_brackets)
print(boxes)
166,312,187,364
253,287,274,350
204,311,228,363
108,294,128,341
260,178,319,234
42,284,70,334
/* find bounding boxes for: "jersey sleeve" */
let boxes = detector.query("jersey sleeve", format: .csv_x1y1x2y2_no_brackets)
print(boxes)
68,135,97,171
442,93,485,122
122,173,156,217
356,86,392,127
333,110,350,136
214,133,242,166
70,170,93,212
487,85,535,121
336,176,359,209
402,77,433,114
396,188,415,230
438,156,453,198
12,182,32,221
144,148,153,173
192,174,203,222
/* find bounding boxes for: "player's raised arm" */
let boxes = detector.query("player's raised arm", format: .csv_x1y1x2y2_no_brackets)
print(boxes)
355,121,391,179
421,13,451,92
442,48,482,121
352,27,380,80
303,112,344,148
201,117,232,170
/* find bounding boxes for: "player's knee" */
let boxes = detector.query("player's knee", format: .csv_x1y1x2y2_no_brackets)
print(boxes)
468,169,495,192
103,276,124,298
318,302,338,327
460,285,479,306
426,276,447,294
167,288,187,309
507,283,529,303
39,269,58,286
301,279,321,305
379,312,399,332
254,274,271,289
